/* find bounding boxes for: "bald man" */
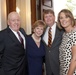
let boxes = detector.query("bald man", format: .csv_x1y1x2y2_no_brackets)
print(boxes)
0,12,28,75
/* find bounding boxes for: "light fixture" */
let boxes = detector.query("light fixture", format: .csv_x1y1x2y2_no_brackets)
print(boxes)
16,7,20,14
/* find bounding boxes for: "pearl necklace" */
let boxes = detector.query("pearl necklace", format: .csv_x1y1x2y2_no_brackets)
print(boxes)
32,34,41,42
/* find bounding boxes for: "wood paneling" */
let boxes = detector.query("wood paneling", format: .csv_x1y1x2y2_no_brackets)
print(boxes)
31,0,36,25
6,0,16,16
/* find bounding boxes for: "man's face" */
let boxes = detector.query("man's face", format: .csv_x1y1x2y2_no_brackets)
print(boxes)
44,13,55,27
8,13,21,32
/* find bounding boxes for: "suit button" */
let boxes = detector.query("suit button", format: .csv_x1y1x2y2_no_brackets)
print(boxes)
49,51,50,52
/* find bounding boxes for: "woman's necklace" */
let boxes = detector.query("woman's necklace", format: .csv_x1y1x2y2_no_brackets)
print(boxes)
32,34,41,42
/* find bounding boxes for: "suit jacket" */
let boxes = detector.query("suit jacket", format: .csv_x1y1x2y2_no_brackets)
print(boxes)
43,25,64,75
0,27,28,75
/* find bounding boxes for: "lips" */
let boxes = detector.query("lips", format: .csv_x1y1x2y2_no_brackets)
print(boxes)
62,21,67,25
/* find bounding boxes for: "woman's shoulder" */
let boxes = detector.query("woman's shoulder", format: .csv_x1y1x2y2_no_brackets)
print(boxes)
70,28,76,38
26,34,32,40
26,34,32,37
72,27,76,33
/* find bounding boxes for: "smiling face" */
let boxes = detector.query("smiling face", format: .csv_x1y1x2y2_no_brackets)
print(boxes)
59,12,72,29
34,25,44,37
8,12,21,32
44,13,55,27
58,9,75,30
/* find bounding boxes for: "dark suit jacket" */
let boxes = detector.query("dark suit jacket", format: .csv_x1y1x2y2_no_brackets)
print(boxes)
0,27,28,75
43,25,64,75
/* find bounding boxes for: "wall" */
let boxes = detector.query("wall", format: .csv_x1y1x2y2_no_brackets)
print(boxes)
16,0,31,35
0,0,7,30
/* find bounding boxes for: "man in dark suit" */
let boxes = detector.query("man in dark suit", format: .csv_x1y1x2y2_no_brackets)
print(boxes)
43,9,64,75
0,12,28,75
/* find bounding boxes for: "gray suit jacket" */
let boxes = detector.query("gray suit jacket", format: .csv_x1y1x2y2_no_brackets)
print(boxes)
43,25,64,75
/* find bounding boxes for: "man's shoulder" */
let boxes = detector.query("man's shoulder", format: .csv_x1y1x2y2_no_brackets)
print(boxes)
19,28,26,35
0,28,7,34
55,26,64,37
19,28,25,32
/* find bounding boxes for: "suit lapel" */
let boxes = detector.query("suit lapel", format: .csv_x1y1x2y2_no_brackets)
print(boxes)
42,25,62,48
51,26,62,48
7,27,22,45
19,28,26,38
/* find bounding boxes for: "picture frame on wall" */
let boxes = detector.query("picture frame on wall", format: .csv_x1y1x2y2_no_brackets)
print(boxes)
43,0,52,7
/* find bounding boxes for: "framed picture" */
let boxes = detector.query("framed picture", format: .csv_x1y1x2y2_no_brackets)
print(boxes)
43,0,52,7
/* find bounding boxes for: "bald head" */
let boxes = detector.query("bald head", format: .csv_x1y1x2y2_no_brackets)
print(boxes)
7,11,21,32
8,12,20,21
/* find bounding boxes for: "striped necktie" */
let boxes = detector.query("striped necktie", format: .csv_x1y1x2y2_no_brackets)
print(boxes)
48,27,52,47
17,31,24,47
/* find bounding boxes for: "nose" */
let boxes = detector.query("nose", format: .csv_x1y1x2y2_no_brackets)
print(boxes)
15,20,18,23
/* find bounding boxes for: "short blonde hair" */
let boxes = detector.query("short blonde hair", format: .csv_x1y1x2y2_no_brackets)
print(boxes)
57,9,75,29
32,20,46,32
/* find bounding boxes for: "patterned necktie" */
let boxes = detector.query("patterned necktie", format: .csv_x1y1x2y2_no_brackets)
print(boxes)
17,31,24,47
48,27,52,47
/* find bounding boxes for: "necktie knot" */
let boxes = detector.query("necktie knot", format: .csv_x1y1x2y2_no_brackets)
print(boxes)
49,27,51,32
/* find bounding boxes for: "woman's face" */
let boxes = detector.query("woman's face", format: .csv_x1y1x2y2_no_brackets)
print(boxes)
59,12,72,29
34,25,44,37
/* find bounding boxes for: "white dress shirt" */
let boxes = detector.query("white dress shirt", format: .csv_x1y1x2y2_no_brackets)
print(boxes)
43,23,56,45
9,27,26,49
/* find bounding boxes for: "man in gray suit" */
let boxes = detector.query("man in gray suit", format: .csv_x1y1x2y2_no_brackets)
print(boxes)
43,9,64,75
